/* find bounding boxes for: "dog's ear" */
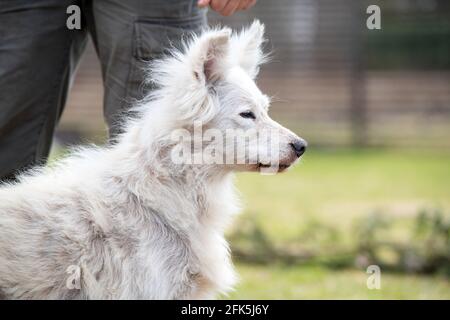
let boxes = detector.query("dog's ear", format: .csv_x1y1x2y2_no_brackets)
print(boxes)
232,20,266,79
189,28,231,85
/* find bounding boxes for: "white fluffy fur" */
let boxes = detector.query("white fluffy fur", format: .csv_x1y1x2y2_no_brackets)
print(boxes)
0,21,304,299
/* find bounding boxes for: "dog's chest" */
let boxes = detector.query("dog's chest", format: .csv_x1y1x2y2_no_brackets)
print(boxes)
120,227,232,299
102,179,238,299
108,213,233,299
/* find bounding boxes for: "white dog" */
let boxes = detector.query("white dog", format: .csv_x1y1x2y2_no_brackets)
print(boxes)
0,21,306,299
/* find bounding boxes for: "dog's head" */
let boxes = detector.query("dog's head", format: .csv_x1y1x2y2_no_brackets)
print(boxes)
150,21,306,173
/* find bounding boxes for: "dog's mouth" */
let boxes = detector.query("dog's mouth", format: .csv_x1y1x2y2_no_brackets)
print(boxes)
257,163,291,172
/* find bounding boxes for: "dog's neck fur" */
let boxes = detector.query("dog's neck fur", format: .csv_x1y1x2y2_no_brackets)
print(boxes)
112,109,238,233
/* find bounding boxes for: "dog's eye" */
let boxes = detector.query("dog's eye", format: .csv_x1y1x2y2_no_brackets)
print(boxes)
239,111,256,120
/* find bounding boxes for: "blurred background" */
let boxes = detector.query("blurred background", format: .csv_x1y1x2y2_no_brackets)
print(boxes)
54,0,450,299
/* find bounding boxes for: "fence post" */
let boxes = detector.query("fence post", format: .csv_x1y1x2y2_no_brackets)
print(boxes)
349,0,367,147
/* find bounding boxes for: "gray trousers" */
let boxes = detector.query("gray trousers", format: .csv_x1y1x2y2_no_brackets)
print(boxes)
0,0,207,180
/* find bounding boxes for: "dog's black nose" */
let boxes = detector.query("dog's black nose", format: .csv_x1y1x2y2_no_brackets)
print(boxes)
290,140,307,158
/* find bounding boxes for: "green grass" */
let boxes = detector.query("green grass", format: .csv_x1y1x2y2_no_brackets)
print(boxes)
226,148,450,299
226,263,450,300
233,148,450,241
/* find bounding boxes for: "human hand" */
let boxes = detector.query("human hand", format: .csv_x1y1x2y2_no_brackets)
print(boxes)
198,0,257,16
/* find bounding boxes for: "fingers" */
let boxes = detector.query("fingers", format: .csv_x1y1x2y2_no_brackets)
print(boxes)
210,0,229,14
241,0,257,10
197,0,211,8
221,0,240,16
208,0,257,16
237,0,249,11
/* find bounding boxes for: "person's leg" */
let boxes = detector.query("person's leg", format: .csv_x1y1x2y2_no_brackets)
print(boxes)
0,0,87,181
89,0,207,137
